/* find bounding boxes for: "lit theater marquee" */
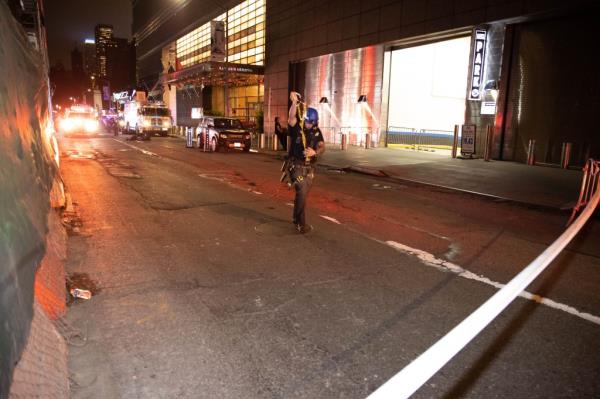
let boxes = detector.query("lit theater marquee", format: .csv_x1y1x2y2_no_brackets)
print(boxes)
469,29,487,100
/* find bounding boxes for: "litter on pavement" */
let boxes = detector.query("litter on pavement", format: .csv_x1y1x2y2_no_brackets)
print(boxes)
70,288,92,300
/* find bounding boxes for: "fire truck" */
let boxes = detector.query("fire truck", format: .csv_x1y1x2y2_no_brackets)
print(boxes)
123,93,172,138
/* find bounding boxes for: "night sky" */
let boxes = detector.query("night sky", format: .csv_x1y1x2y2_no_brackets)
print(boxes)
45,0,132,68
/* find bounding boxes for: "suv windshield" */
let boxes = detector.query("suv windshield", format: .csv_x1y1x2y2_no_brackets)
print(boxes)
213,118,243,129
141,107,170,116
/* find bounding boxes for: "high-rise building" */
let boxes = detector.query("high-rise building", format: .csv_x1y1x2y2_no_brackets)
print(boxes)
95,24,113,78
106,37,135,92
83,39,96,77
90,24,135,104
71,47,84,75
70,47,85,93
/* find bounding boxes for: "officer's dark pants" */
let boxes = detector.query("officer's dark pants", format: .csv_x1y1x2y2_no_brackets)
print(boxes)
292,165,314,227
276,132,287,150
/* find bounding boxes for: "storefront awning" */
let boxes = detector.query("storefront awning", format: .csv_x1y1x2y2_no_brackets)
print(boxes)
160,61,264,87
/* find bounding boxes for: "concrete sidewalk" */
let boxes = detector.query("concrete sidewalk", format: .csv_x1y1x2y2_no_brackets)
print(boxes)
262,145,583,210
321,147,583,209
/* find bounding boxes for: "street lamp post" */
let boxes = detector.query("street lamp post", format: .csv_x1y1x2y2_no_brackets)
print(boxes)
224,10,229,117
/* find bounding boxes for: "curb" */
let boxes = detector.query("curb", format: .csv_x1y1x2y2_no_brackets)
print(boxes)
342,165,389,178
380,173,575,212
152,143,573,213
387,174,571,212
316,160,571,212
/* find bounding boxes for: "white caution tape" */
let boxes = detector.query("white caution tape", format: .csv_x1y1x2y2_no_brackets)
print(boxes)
384,241,600,326
368,188,600,399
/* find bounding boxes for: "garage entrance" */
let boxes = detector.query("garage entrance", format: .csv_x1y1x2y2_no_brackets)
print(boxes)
386,37,471,154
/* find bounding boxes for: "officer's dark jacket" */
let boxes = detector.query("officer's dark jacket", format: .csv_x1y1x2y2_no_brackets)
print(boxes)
287,122,324,163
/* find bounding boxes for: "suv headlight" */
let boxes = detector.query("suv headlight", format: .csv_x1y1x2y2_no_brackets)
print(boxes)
219,133,228,139
244,134,251,140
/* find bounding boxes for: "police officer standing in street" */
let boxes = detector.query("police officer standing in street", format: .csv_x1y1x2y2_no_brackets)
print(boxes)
287,91,325,233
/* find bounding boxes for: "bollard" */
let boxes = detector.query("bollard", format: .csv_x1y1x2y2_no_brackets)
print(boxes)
260,134,265,149
365,133,371,149
561,142,572,169
273,134,279,151
452,125,459,158
186,127,193,148
341,133,348,150
195,128,202,148
484,124,493,162
527,139,536,165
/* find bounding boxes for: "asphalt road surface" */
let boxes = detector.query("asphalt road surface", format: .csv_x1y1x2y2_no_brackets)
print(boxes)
60,130,600,398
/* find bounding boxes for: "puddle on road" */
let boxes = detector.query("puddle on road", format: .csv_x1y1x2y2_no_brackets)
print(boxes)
371,183,406,190
63,150,95,159
106,168,142,179
95,154,142,179
371,183,394,190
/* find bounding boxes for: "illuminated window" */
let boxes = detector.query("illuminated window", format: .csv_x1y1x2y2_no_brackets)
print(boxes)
175,0,265,68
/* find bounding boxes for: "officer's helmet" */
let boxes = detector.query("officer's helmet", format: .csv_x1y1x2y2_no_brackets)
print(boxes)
304,107,318,125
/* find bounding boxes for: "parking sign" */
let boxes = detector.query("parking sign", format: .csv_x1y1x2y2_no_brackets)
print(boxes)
461,124,476,156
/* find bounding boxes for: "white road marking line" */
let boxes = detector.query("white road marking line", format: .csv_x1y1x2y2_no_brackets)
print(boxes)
197,174,265,197
320,215,341,224
286,203,294,207
114,139,159,157
249,149,258,153
198,173,227,183
386,240,600,326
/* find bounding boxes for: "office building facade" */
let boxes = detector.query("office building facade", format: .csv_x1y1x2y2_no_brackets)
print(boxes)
133,0,600,165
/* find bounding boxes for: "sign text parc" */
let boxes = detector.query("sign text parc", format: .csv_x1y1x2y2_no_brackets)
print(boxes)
469,29,487,100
